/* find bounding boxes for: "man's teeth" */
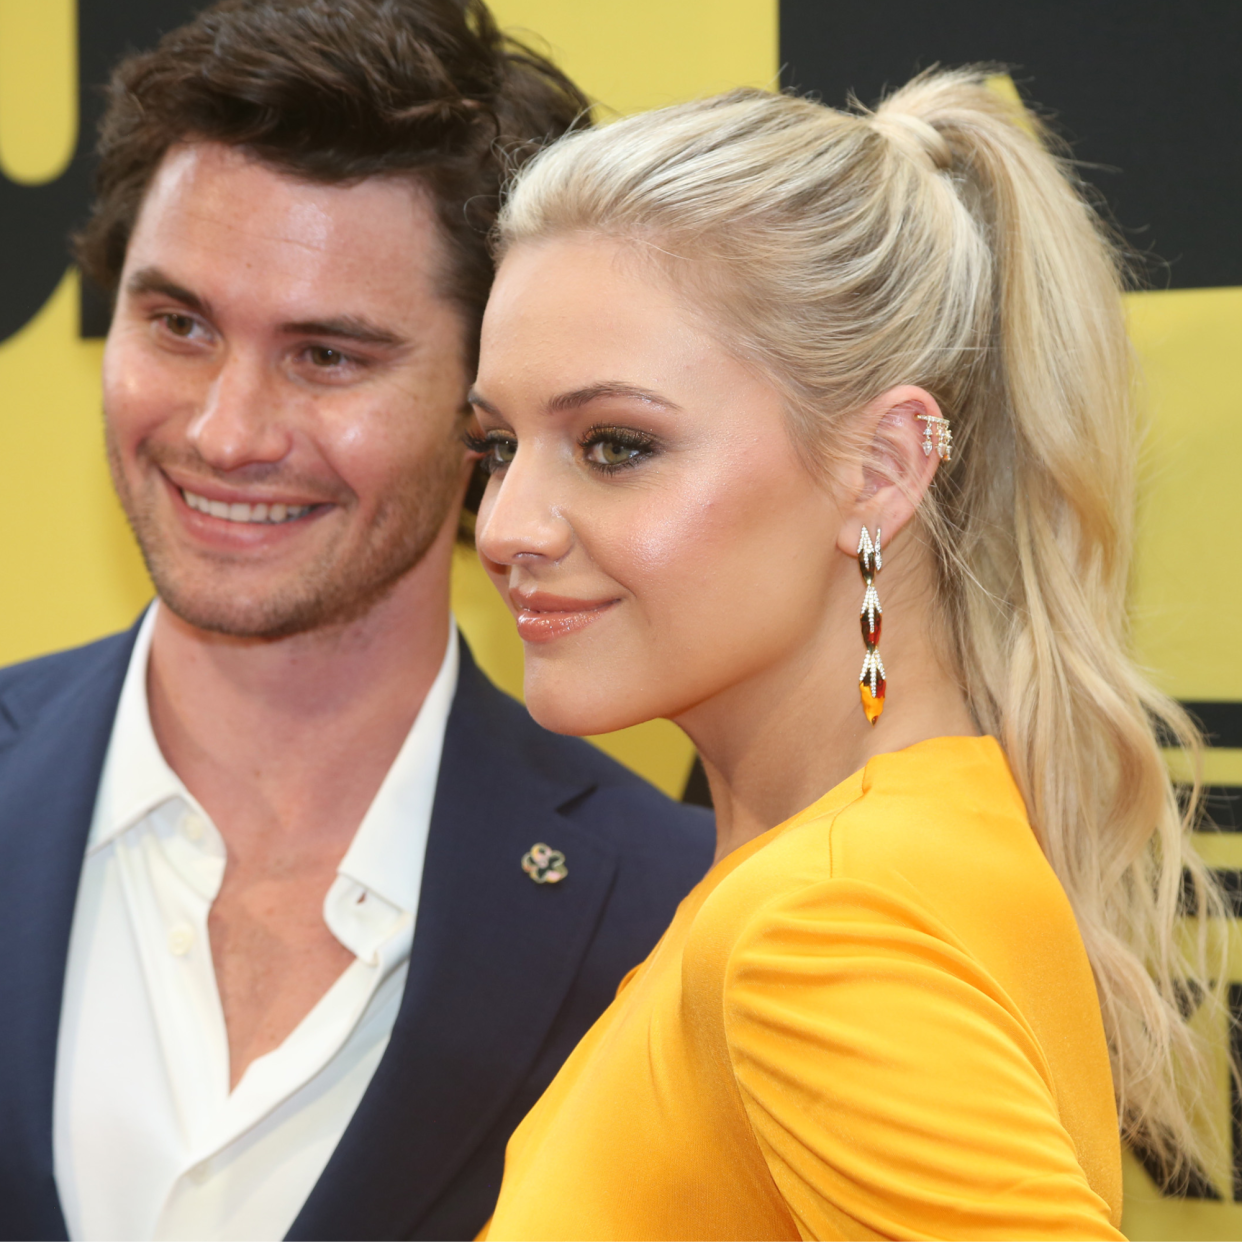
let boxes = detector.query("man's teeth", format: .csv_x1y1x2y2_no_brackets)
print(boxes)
181,489,311,524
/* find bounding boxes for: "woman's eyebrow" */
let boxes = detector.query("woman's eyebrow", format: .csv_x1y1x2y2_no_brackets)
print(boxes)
467,382,682,419
466,388,500,416
548,382,681,413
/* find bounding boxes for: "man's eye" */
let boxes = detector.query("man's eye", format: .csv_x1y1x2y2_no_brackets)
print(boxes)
162,313,197,337
309,346,345,367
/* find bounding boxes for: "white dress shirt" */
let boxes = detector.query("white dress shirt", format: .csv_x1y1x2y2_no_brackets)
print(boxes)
53,603,458,1241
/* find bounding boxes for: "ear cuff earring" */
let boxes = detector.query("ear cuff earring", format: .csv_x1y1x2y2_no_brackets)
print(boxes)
858,526,885,726
916,413,953,461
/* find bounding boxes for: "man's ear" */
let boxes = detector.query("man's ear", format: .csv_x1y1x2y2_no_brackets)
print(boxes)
833,385,946,558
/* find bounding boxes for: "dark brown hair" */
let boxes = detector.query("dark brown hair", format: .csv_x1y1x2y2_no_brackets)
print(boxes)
75,0,590,370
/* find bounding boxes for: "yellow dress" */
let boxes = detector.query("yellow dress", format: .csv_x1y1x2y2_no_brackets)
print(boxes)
486,736,1124,1241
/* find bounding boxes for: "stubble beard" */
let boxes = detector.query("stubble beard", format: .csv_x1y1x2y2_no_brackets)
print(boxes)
106,424,465,641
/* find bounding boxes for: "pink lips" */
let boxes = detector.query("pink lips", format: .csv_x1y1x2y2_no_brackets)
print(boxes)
510,589,619,644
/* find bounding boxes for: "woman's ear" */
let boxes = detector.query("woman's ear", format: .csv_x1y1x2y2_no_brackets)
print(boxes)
834,385,946,558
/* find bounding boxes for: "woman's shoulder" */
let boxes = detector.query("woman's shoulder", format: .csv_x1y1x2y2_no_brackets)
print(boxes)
689,735,1082,981
721,735,1039,886
674,736,1121,1239
831,734,1056,902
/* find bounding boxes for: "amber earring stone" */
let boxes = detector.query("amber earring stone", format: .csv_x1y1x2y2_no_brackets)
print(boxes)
860,669,886,725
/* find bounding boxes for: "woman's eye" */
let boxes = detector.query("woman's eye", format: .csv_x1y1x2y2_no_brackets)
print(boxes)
587,440,641,467
465,431,518,474
582,428,655,472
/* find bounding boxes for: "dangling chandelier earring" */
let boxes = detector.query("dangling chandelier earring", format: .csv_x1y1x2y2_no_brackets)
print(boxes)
858,526,885,726
915,413,953,461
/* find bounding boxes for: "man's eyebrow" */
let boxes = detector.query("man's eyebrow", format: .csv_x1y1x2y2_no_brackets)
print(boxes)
125,267,212,318
123,270,406,350
280,316,408,349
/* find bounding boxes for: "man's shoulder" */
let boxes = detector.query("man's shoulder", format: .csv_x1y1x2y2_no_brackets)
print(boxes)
0,626,139,735
0,628,137,685
531,719,714,850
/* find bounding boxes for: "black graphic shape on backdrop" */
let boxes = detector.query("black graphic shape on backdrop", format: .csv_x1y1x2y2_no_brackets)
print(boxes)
0,0,202,344
779,0,1242,289
1232,983,1242,1202
1182,701,1242,750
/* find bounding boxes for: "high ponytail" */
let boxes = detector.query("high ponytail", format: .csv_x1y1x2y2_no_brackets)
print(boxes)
496,67,1227,1176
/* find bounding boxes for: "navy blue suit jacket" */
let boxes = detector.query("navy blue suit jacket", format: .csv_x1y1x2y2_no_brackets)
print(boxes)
0,623,714,1241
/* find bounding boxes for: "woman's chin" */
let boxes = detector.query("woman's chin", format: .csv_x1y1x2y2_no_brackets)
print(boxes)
524,681,657,738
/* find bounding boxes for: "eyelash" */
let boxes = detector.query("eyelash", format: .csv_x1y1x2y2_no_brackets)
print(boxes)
462,431,513,476
463,424,658,477
583,425,658,474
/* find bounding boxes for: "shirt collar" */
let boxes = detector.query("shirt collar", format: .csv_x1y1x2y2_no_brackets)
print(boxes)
88,602,192,853
333,625,458,918
88,602,460,957
321,625,457,965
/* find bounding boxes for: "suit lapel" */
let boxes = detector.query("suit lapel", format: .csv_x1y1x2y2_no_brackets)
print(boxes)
289,643,619,1241
0,629,138,1241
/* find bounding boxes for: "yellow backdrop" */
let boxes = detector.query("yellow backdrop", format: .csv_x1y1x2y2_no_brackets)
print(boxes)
1,1,1239,1234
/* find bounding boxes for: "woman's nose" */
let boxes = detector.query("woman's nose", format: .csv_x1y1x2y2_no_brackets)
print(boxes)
475,448,574,570
186,352,294,470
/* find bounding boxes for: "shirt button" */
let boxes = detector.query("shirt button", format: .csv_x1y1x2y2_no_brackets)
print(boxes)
182,813,205,843
168,925,194,956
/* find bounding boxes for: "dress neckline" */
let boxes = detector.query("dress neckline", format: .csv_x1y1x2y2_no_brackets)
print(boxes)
707,733,1006,881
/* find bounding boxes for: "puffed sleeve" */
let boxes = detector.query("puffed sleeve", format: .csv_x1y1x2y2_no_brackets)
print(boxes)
723,879,1124,1241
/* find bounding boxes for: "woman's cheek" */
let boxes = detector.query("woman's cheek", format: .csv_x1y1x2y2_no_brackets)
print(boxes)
620,460,765,585
590,494,746,676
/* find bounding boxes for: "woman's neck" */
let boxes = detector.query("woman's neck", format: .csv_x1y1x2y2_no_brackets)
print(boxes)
677,558,979,866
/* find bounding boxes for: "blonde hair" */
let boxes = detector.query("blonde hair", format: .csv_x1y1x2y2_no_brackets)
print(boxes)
496,68,1227,1175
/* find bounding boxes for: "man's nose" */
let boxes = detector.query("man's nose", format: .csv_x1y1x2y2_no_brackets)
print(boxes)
186,352,294,470
475,448,575,570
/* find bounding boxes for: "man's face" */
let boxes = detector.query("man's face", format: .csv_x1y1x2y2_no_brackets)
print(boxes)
104,142,472,639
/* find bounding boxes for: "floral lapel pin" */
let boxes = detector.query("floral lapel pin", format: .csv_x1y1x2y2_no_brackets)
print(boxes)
522,842,568,885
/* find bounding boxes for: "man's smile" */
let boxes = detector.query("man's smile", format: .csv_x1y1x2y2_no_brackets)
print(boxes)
180,488,315,525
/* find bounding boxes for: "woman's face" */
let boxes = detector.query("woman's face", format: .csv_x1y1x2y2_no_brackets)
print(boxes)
472,235,850,736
